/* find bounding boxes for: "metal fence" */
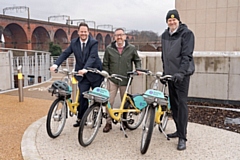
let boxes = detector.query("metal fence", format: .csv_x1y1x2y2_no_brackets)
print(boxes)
0,49,103,91
0,48,51,90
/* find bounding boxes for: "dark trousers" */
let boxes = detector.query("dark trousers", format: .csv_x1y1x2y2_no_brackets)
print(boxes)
168,76,190,141
77,78,102,119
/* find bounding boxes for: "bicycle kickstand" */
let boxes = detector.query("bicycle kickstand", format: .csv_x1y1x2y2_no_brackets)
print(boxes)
159,125,170,140
120,122,128,138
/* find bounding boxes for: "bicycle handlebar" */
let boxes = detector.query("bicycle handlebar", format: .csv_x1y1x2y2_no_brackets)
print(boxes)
86,67,125,82
50,68,81,76
86,67,108,77
135,68,173,81
160,75,172,81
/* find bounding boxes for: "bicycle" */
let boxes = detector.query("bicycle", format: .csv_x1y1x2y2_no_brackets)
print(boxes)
136,68,172,154
78,68,147,147
46,68,80,138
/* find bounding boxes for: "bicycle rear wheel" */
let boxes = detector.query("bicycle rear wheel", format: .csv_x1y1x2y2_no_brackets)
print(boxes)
140,105,155,154
123,101,146,130
78,103,102,147
46,98,67,138
158,111,169,132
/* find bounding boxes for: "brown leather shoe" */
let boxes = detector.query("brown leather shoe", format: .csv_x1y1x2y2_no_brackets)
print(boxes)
103,123,112,133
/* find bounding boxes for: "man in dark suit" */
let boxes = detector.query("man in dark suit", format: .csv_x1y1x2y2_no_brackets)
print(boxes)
50,22,103,127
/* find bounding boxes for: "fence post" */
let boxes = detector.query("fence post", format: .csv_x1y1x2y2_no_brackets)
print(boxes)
18,65,24,102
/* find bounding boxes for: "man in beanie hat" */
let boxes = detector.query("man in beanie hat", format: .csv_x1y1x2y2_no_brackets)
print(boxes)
160,9,195,151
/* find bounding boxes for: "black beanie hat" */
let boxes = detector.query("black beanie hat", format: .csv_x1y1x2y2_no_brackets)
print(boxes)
166,9,180,22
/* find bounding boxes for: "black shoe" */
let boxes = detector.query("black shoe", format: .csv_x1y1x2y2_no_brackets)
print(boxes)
167,131,178,138
177,138,186,150
73,119,81,127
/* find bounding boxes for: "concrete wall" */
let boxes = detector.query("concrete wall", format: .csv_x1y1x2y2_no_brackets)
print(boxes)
190,52,240,101
0,52,11,91
134,51,240,103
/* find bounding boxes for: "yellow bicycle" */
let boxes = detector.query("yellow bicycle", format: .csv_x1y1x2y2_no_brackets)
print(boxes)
46,68,80,138
78,68,147,147
136,68,172,154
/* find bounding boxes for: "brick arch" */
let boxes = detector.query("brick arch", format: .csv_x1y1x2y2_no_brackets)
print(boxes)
71,30,78,40
54,29,68,50
31,26,50,51
4,23,28,49
105,34,111,48
96,33,103,51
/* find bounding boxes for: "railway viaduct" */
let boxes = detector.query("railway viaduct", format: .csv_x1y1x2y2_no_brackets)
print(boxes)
0,14,134,51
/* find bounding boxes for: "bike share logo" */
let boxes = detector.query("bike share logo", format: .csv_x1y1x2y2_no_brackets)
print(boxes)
96,88,106,94
148,90,163,98
93,88,109,96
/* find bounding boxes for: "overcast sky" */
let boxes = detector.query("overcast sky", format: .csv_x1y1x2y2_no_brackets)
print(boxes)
0,0,175,35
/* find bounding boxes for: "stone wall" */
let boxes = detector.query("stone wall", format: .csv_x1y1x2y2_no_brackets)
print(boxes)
133,52,240,103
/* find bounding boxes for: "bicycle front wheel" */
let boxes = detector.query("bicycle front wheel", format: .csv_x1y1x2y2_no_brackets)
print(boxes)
159,111,169,132
46,98,67,138
123,101,146,130
78,103,102,147
140,106,155,154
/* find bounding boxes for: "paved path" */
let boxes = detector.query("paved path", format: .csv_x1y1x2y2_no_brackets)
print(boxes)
21,116,240,160
3,72,240,160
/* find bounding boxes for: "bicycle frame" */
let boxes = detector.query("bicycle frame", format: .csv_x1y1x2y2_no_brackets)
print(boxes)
106,74,145,122
66,76,79,115
82,68,147,137
48,69,80,115
84,70,146,121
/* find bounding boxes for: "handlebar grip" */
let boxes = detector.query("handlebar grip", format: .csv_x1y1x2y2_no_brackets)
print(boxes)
136,68,149,73
49,68,58,73
127,71,140,76
111,74,128,79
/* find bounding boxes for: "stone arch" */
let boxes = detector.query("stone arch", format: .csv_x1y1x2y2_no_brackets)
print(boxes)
71,30,78,40
31,26,50,51
54,29,68,50
96,33,103,51
4,23,28,49
105,34,111,48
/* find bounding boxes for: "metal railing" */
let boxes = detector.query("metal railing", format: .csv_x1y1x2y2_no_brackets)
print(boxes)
0,47,51,91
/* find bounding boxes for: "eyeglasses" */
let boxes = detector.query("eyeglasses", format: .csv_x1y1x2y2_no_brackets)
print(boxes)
114,34,125,37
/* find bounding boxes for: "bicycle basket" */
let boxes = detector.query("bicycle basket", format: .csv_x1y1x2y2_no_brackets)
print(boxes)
49,80,72,98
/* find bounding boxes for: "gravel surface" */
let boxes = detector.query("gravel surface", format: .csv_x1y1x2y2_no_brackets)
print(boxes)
0,94,52,160
188,102,240,134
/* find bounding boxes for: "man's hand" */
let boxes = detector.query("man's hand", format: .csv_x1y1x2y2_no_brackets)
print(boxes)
49,65,58,72
78,69,88,76
172,73,184,83
136,71,143,75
